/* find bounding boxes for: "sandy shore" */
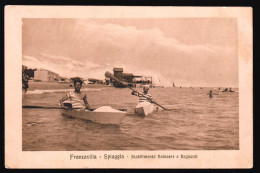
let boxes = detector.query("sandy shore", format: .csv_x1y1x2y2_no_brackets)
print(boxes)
27,81,108,91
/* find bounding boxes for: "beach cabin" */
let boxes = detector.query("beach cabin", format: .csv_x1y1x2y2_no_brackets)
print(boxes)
34,68,60,82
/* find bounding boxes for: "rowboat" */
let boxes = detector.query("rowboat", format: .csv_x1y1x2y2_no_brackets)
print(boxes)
135,102,154,116
60,106,127,125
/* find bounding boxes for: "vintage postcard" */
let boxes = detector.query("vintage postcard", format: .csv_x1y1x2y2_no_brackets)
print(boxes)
5,6,252,168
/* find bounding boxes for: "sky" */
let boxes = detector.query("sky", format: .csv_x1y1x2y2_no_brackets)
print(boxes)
22,18,238,87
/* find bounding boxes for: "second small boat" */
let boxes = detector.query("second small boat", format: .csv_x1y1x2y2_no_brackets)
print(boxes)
135,102,154,116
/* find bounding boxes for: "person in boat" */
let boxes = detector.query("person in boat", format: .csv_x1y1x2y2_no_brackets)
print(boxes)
229,87,234,92
60,78,91,110
132,85,153,103
223,88,228,92
207,90,213,98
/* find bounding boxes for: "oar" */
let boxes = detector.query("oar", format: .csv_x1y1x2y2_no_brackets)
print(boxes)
23,105,65,109
22,105,127,112
105,71,168,110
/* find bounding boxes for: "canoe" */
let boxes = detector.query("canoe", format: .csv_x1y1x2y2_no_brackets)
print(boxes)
60,106,127,125
135,102,154,116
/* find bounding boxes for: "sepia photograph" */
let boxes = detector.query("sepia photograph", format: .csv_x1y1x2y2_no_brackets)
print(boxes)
22,18,239,151
5,6,252,168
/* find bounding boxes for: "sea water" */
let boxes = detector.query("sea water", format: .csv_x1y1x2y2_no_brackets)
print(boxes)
22,87,239,150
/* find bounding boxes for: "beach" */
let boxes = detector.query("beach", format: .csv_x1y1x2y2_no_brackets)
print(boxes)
22,82,239,151
27,81,108,90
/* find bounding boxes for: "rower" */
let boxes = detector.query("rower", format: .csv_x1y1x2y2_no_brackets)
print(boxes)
132,85,156,115
60,78,91,110
132,85,153,103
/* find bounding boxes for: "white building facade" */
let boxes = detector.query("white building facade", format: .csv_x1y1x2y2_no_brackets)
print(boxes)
34,69,60,82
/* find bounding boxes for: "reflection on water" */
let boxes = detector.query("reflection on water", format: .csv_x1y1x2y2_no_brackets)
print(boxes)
22,87,239,150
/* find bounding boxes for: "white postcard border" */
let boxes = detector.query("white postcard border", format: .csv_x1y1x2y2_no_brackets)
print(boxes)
5,6,252,168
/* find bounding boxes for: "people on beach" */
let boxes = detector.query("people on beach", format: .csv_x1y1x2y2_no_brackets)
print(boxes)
22,68,29,93
132,85,153,103
60,78,91,109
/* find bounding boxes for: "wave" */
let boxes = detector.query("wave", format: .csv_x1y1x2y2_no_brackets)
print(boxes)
26,88,102,95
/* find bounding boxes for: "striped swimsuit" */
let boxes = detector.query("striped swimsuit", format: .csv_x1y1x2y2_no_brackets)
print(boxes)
136,93,153,103
66,92,86,109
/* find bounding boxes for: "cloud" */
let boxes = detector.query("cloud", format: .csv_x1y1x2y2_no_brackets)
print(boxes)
40,52,102,69
40,53,71,61
23,53,105,79
22,19,238,87
76,20,221,57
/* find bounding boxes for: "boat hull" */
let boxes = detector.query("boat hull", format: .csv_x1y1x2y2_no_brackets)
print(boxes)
61,109,127,125
135,102,154,116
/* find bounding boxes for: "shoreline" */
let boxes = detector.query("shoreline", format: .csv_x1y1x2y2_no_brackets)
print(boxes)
27,81,109,91
26,81,238,91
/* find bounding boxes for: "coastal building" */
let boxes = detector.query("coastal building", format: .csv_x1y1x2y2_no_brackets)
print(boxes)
107,68,152,88
133,75,153,88
113,68,138,83
34,68,60,82
111,68,134,87
113,68,124,80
